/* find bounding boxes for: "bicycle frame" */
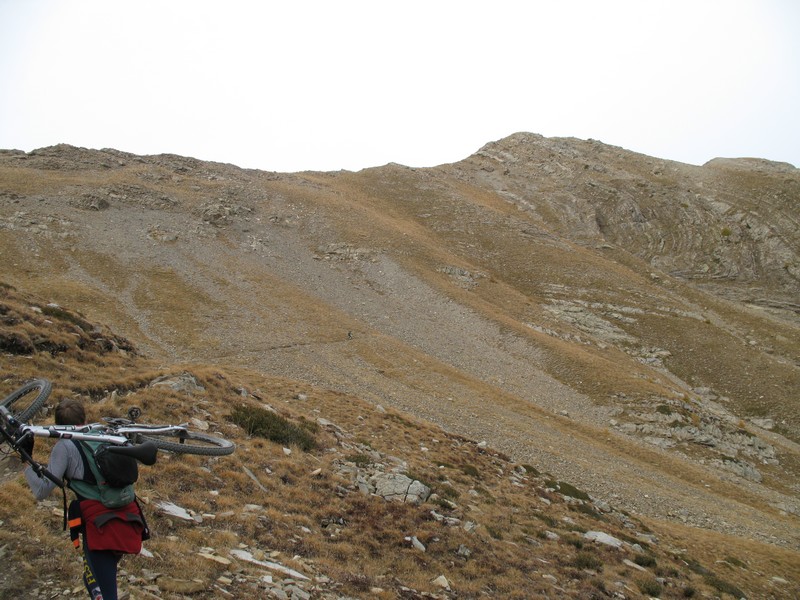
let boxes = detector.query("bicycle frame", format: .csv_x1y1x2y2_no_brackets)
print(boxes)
0,406,176,486
15,423,190,446
1,405,190,446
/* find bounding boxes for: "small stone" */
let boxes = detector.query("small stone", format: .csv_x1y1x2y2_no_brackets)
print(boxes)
623,558,647,572
408,536,426,552
198,552,231,565
190,417,209,431
155,501,196,522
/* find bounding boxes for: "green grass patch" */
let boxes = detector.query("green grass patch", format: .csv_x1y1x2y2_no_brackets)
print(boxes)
565,535,584,549
704,574,744,597
41,304,93,331
229,404,318,451
345,453,372,468
571,502,606,521
545,480,591,501
685,558,710,576
531,512,558,527
636,576,662,596
573,551,603,570
633,553,657,568
723,555,746,568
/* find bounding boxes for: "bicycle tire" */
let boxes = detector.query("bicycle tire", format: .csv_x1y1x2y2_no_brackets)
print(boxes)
136,430,235,456
1,379,51,422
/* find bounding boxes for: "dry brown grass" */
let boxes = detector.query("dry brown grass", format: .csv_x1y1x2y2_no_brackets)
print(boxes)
1,230,799,596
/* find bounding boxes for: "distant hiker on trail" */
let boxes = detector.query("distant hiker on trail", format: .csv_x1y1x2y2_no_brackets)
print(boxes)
23,398,149,600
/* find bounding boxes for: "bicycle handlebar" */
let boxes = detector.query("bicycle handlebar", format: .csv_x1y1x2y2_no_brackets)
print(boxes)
0,415,65,488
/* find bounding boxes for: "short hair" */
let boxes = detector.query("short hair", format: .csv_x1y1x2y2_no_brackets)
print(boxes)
55,398,85,426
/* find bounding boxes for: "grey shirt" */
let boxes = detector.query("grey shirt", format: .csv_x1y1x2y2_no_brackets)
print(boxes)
24,439,85,500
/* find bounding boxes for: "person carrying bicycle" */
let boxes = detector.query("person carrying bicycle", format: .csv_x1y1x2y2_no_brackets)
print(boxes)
22,397,148,600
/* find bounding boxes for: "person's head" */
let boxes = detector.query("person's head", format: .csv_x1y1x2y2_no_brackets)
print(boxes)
55,398,85,426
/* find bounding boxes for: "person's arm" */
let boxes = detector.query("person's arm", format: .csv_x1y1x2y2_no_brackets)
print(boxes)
24,440,71,500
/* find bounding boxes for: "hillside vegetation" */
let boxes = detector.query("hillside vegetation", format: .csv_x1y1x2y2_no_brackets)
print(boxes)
0,134,798,597
0,284,797,599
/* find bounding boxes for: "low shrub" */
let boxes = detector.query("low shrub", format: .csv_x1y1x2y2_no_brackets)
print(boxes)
565,535,584,549
636,576,662,596
532,512,558,527
634,553,657,568
704,574,744,598
486,526,503,540
345,453,372,467
436,485,460,500
724,555,746,568
573,551,603,571
41,304,92,331
229,404,317,451
461,464,480,477
545,480,591,501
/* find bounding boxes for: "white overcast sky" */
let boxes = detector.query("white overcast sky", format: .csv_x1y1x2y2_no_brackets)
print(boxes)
1,0,798,172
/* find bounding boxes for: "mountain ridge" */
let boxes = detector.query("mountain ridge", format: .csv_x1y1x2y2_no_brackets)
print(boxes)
1,134,798,556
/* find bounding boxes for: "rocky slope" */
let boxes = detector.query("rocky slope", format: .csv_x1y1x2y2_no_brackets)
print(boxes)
0,134,798,561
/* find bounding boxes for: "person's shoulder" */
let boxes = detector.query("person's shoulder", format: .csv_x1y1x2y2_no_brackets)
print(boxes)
53,438,80,455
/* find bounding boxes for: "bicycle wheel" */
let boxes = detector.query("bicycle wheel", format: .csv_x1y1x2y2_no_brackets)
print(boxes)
136,429,235,456
1,379,51,422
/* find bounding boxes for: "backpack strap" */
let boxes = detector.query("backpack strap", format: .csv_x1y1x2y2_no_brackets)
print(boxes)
136,498,151,541
64,440,96,531
71,439,98,486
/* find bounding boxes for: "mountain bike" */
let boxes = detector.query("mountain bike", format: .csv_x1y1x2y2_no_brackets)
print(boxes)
1,379,235,486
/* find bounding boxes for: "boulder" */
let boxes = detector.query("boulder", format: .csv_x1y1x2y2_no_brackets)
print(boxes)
583,531,623,548
370,473,430,504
